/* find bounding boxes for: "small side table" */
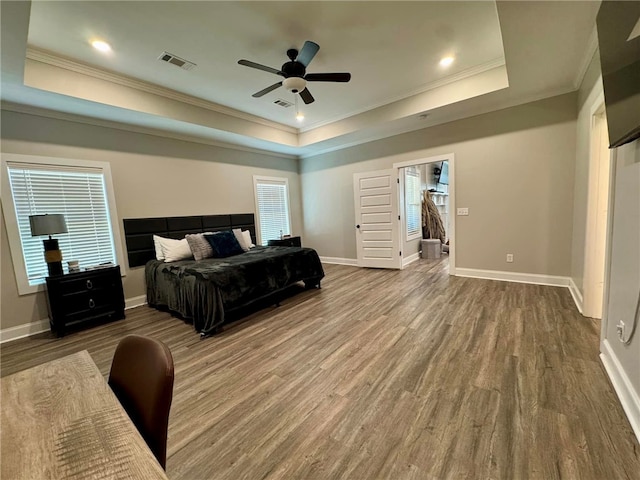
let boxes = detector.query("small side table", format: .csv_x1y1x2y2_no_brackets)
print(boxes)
420,239,442,259
45,265,125,336
267,236,302,247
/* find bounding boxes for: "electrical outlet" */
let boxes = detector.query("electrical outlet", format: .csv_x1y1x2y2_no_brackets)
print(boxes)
457,207,469,216
506,254,514,263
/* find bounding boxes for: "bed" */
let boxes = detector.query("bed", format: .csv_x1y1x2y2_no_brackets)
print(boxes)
123,214,324,336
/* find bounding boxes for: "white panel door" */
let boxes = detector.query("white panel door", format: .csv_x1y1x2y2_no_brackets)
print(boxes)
353,169,401,269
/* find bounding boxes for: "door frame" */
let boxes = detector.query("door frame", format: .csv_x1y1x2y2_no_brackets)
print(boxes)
583,95,612,318
393,152,456,274
600,142,618,343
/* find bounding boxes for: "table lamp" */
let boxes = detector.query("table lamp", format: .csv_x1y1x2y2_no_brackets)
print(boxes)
29,214,68,276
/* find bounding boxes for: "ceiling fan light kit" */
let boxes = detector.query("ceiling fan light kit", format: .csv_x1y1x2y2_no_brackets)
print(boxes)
283,77,307,93
238,40,352,107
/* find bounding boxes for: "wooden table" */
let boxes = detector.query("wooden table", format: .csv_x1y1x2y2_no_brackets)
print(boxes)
1,350,169,479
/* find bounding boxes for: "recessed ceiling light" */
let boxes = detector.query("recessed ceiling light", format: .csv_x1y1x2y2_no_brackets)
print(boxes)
439,56,454,67
296,113,305,122
91,40,111,53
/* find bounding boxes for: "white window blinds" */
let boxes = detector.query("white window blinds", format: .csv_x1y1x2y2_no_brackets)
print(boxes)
7,163,117,285
254,177,291,245
405,167,421,239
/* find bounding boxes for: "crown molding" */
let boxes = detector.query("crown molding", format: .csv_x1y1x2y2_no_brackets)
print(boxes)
26,47,506,140
299,57,506,132
573,26,599,90
299,85,575,160
0,101,298,160
26,47,297,135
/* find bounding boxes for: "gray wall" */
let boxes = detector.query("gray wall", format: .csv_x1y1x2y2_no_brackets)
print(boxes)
571,52,603,295
604,139,640,407
301,93,578,276
0,110,301,329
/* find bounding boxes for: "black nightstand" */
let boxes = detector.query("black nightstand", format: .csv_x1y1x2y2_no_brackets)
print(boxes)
45,265,125,336
267,236,302,247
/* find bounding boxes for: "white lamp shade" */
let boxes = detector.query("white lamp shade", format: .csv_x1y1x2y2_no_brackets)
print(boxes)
29,214,68,237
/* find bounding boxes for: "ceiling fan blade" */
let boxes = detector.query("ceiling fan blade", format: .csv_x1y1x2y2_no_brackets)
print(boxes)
296,41,320,67
238,59,282,76
252,82,283,97
305,72,351,82
299,87,315,105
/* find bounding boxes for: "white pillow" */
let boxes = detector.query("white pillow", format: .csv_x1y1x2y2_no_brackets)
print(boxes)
160,237,193,262
232,228,250,252
242,230,255,249
153,235,172,260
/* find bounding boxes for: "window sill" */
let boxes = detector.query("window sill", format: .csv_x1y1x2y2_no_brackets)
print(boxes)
17,282,46,296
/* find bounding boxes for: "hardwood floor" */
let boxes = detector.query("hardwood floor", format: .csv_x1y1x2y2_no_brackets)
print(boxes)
2,258,639,479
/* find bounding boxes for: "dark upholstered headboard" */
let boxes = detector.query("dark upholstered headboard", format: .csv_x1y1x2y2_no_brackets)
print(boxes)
123,213,255,267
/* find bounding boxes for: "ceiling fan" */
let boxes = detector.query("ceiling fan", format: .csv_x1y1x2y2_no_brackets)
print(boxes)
237,41,351,105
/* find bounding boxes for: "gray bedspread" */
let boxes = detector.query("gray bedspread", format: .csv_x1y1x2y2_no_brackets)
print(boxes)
145,246,324,334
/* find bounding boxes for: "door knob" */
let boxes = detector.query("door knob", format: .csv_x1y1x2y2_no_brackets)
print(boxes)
356,224,360,229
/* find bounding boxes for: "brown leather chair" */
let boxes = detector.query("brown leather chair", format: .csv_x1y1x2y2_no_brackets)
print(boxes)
108,335,174,470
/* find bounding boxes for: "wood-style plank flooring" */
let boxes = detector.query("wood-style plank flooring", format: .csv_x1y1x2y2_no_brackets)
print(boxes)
2,258,639,479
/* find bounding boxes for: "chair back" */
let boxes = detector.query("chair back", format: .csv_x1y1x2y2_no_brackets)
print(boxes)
108,335,174,469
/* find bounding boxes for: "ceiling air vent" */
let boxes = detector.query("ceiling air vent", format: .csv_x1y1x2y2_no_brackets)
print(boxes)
273,99,293,108
158,52,197,71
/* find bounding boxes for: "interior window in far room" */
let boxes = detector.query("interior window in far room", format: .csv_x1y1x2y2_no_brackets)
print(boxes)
253,176,291,245
405,166,421,241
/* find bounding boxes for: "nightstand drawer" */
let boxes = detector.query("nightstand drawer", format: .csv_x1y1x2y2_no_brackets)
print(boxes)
59,289,116,316
57,271,118,294
64,304,118,325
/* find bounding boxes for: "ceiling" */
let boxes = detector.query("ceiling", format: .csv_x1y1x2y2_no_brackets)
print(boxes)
1,1,600,158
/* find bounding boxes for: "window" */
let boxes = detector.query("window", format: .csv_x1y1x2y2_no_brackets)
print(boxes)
405,167,421,240
2,154,124,294
253,176,291,245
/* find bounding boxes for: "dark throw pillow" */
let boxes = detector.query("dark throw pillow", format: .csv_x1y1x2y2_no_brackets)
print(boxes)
205,231,244,258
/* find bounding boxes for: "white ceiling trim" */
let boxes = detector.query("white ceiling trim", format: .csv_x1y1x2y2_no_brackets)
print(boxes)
300,57,506,132
573,25,599,90
26,46,506,139
26,47,297,134
0,101,298,160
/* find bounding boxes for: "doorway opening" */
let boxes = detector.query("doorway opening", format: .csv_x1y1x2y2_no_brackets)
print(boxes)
396,154,455,274
353,152,455,272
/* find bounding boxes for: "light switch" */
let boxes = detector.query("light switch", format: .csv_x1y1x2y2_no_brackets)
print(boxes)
457,207,469,216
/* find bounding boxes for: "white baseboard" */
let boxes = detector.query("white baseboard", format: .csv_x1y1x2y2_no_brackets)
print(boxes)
0,295,148,344
125,295,147,310
402,252,420,268
0,318,50,344
600,339,640,444
569,278,584,314
319,256,358,267
455,268,570,287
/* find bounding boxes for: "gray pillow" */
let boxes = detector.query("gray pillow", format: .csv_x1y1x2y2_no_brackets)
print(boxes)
185,233,214,261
